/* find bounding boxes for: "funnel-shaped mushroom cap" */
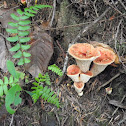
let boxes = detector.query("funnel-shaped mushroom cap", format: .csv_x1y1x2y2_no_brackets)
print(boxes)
90,41,120,64
67,65,81,82
68,43,101,72
94,47,116,65
80,71,93,83
91,47,116,77
74,81,85,96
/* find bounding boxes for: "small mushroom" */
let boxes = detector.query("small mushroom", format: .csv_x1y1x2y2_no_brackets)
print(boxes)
80,71,93,83
67,65,93,96
91,47,116,77
67,65,81,82
74,81,85,96
68,43,101,72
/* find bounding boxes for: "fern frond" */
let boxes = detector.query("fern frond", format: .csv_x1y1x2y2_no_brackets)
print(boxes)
44,73,51,85
48,64,63,77
0,75,19,97
37,73,51,85
32,82,60,108
6,4,52,66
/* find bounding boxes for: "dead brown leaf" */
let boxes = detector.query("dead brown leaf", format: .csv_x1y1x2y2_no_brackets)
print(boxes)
25,27,53,77
0,36,11,72
0,7,18,29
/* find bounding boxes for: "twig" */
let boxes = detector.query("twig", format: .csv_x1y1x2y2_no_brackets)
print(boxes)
109,95,126,124
118,112,126,125
61,85,83,109
54,110,60,126
0,33,7,39
61,116,68,126
106,1,126,18
119,0,126,11
49,0,56,27
9,114,14,126
34,12,126,30
114,19,126,71
37,11,125,31
97,73,121,91
56,40,66,57
57,51,69,85
93,0,99,17
0,6,19,17
57,7,111,85
112,95,126,116
35,21,91,31
73,7,110,43
86,79,98,94
114,19,123,51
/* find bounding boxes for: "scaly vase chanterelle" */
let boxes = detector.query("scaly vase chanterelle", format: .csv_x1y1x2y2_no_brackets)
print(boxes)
67,42,116,96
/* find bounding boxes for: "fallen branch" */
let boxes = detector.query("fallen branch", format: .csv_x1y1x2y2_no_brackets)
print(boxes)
97,72,121,91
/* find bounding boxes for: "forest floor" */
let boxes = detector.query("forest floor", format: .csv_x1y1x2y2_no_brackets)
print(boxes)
0,0,126,126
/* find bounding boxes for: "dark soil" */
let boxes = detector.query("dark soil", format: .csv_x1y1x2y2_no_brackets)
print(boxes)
0,0,126,126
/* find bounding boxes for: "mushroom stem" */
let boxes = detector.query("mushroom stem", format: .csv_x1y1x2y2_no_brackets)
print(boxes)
76,60,91,72
80,71,93,83
90,63,108,77
76,59,94,72
74,82,85,96
91,47,116,77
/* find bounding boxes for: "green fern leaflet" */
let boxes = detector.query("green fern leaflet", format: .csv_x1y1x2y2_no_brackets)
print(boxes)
32,82,60,108
48,64,63,77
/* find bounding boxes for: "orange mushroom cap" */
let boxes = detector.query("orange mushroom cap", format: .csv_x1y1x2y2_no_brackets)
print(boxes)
74,81,85,96
94,47,116,65
67,65,80,75
74,81,84,88
67,65,81,82
68,43,100,60
90,41,120,64
82,71,93,76
80,71,93,83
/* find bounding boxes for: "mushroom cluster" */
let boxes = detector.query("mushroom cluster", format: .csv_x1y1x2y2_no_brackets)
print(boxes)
67,42,116,96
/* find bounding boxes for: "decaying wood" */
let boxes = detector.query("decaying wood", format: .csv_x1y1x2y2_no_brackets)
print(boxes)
26,27,53,77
